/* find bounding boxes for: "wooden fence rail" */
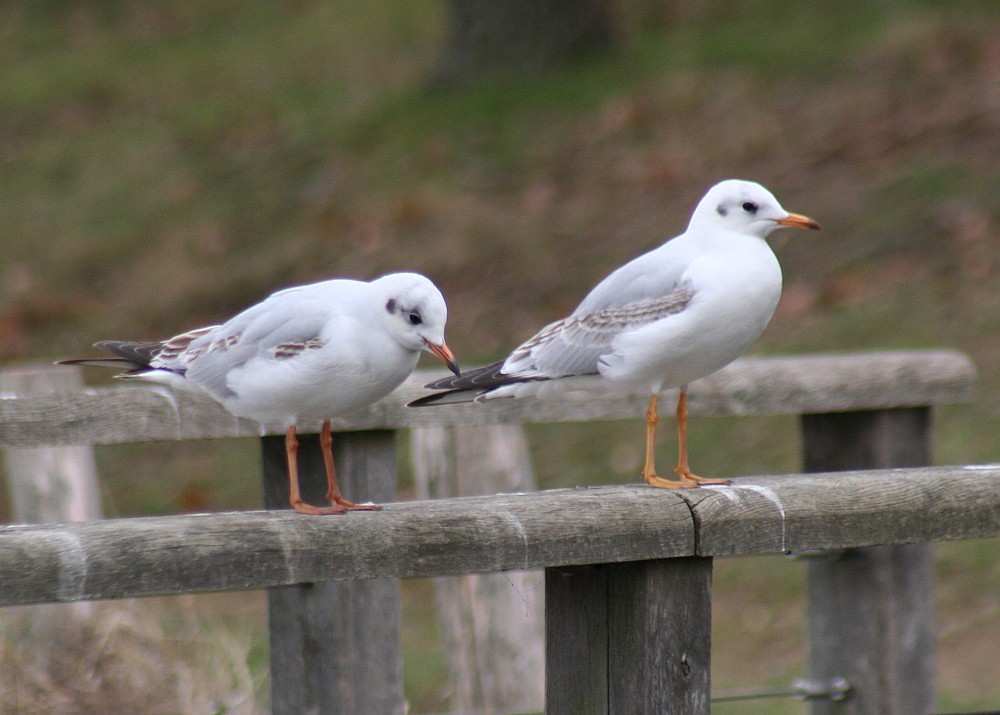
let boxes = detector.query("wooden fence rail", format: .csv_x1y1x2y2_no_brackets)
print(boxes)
0,350,975,446
0,350,984,715
2,466,999,605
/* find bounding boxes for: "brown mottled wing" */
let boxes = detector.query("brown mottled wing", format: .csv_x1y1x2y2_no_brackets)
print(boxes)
409,287,694,407
502,287,695,378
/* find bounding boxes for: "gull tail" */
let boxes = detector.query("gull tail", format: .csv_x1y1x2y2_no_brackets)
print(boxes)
407,359,545,407
57,340,170,377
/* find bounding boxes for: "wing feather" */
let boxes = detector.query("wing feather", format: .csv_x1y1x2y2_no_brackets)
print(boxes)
412,284,695,410
503,286,695,378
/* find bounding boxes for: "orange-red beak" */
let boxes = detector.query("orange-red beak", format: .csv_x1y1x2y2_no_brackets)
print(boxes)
775,212,821,230
425,340,460,376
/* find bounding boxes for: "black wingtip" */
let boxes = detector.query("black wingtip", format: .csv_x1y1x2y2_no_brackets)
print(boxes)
407,393,439,408
407,389,462,408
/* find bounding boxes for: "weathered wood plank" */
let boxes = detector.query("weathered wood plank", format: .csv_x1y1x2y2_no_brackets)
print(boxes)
805,544,934,715
800,408,936,715
0,351,975,446
0,466,999,607
676,466,1000,557
0,482,695,606
411,425,545,714
546,565,610,715
262,430,404,715
0,365,104,632
607,558,712,715
0,365,102,524
546,558,713,715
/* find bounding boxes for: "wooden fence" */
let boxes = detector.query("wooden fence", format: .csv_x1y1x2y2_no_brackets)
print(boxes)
0,349,992,715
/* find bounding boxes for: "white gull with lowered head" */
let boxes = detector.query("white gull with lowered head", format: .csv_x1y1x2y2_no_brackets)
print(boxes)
63,272,460,514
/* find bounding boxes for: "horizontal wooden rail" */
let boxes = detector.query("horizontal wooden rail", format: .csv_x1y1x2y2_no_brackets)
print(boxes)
0,350,976,447
2,464,998,607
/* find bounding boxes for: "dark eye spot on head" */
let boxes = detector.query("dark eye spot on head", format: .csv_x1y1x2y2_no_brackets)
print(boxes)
385,298,396,314
742,201,758,214
407,311,422,326
716,205,728,217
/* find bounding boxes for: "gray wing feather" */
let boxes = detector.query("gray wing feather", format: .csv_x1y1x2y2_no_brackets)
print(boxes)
180,287,333,396
570,239,692,316
504,286,695,378
510,240,693,377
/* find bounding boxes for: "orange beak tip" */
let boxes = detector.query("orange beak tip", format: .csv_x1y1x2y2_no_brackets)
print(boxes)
776,212,821,231
427,340,460,376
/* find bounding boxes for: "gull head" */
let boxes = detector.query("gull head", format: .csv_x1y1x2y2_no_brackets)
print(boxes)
375,272,460,375
690,179,821,239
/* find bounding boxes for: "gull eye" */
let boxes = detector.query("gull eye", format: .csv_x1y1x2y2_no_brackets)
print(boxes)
742,201,759,214
407,311,422,326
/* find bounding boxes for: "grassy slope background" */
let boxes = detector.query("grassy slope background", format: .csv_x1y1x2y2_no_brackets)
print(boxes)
1,1,999,712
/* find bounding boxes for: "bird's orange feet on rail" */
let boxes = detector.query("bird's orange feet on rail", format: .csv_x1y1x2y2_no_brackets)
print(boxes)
284,424,382,515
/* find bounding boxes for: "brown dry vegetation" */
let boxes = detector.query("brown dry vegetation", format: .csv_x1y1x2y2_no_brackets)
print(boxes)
0,596,264,715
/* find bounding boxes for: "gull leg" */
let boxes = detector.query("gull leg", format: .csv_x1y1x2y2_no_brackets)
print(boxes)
286,425,347,515
320,420,381,512
641,393,700,489
673,390,730,486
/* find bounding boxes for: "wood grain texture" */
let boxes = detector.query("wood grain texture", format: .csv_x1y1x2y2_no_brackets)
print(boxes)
411,425,545,714
0,351,976,446
805,544,934,715
546,558,713,715
607,558,712,715
0,365,103,628
681,466,1000,557
0,365,103,523
0,483,694,606
800,408,935,715
262,430,404,715
546,565,610,715
1,466,999,607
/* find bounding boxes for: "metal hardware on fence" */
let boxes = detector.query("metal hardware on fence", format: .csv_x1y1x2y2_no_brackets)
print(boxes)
713,677,851,703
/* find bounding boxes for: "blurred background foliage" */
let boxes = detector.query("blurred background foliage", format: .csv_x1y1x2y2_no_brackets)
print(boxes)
1,0,999,712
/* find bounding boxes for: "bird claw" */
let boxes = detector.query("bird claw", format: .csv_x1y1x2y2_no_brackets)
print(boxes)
679,474,732,486
643,472,702,490
673,465,731,486
331,499,382,512
291,499,383,515
641,469,732,490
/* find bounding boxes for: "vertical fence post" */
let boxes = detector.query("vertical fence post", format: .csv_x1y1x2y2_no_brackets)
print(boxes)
411,424,545,714
546,557,713,715
262,429,404,715
0,364,103,525
0,364,104,635
801,408,936,715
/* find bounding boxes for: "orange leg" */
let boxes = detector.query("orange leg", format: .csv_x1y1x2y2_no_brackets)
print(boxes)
285,423,378,516
672,390,730,486
319,421,380,512
641,394,700,489
286,425,346,515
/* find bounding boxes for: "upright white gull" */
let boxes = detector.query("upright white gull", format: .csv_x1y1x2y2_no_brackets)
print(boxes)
63,272,459,514
410,180,819,488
